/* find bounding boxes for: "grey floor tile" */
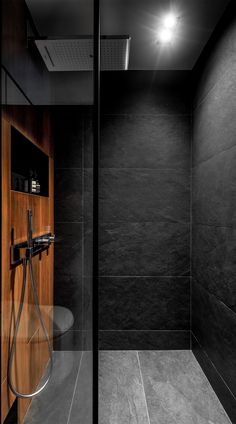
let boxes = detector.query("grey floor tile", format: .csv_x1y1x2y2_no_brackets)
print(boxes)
68,352,93,424
23,351,82,424
138,350,232,424
99,351,150,424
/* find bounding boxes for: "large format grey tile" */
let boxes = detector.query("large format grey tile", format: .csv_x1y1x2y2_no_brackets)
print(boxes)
54,273,83,331
55,169,83,223
83,276,93,332
68,352,93,424
100,115,190,169
55,223,83,276
83,330,93,351
193,65,236,165
192,224,236,312
53,330,84,351
54,109,84,169
83,168,93,222
99,277,190,330
101,71,191,115
100,169,190,223
83,221,93,278
193,146,236,228
192,281,236,397
99,330,190,350
138,350,232,424
99,351,149,424
23,351,82,424
99,222,190,276
83,117,94,168
194,13,236,109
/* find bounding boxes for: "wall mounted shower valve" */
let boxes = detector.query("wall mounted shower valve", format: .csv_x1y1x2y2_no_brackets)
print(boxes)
11,233,55,266
34,234,55,246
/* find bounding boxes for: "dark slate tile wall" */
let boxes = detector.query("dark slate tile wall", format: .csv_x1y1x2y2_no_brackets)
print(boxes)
99,71,191,350
192,4,236,421
53,106,93,351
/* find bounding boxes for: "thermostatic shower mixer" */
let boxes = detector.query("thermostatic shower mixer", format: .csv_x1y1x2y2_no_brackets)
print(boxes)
11,210,55,266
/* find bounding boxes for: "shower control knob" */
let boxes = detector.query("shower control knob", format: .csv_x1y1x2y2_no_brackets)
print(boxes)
34,234,56,246
49,234,55,243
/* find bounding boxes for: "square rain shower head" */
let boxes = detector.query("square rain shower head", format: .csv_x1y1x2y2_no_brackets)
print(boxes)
35,36,131,71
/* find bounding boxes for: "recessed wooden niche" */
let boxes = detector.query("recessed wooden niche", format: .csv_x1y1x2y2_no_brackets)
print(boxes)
11,127,49,197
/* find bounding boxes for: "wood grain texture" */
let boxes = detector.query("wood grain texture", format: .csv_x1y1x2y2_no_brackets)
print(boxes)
1,107,54,424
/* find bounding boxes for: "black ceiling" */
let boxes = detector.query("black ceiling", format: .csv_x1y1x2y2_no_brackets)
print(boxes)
27,0,230,69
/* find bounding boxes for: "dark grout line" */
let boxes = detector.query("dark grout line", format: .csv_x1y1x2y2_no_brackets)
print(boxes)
101,113,191,117
99,167,190,171
99,329,190,332
55,168,84,170
99,275,191,278
55,221,84,224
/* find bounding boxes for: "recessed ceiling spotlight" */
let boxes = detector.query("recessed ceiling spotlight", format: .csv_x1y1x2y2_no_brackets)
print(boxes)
158,28,174,43
156,12,179,44
163,13,178,29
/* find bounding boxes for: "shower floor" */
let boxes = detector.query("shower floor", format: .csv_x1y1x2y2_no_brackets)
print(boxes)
22,350,232,424
99,350,232,424
23,351,92,424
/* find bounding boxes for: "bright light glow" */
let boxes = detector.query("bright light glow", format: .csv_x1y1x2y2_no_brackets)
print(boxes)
158,28,173,43
156,12,179,44
163,13,178,29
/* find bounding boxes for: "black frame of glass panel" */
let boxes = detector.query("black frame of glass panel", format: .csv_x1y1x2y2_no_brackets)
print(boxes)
93,0,100,423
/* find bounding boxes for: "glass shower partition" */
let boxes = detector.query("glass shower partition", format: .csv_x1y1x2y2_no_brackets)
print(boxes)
1,0,96,423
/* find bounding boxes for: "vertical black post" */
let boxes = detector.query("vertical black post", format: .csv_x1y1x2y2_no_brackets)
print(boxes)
93,0,100,422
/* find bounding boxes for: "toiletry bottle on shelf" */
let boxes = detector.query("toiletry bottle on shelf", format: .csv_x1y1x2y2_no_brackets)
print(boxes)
27,169,36,194
35,171,41,194
31,171,37,193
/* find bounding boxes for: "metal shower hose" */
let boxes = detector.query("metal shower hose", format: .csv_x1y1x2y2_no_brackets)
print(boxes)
8,252,53,398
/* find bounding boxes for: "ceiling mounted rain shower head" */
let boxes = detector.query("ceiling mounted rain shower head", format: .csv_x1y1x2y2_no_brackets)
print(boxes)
34,36,131,71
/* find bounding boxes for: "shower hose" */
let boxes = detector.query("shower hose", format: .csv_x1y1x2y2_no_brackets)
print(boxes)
8,252,53,398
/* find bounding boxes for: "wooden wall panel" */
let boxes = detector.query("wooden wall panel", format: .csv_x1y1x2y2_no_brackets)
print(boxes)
1,107,54,424
10,192,30,244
